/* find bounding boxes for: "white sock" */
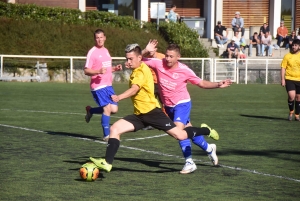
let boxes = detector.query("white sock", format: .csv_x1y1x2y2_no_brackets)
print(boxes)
206,144,213,153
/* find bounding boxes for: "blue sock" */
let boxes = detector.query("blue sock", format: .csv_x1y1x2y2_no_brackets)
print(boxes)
179,139,192,159
101,114,110,137
90,107,103,115
192,135,209,152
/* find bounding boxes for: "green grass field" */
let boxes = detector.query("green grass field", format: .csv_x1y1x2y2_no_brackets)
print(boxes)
0,82,299,201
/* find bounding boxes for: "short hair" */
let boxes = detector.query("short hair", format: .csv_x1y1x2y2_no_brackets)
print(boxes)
292,39,300,46
94,29,105,38
254,32,258,35
171,4,176,8
166,44,181,55
125,43,142,56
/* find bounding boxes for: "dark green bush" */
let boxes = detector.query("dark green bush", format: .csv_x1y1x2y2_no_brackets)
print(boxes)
0,2,208,58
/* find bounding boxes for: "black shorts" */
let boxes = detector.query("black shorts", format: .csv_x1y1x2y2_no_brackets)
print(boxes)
285,79,300,94
123,108,176,132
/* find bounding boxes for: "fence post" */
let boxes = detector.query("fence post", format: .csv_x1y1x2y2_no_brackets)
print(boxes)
0,55,3,78
70,57,73,83
265,59,268,84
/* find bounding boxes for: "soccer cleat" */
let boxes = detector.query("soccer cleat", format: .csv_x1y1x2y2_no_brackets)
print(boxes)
201,123,219,141
142,126,155,130
207,144,218,166
180,160,197,174
85,106,93,123
288,111,294,121
295,115,300,121
89,157,112,172
102,135,109,142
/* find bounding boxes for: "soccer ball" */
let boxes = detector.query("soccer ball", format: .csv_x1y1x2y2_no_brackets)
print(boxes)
79,162,100,182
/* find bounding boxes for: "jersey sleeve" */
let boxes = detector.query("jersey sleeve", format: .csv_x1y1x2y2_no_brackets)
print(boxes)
131,67,146,88
142,57,160,69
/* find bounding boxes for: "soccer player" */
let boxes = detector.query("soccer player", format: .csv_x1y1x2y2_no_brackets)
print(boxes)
90,44,228,173
281,39,300,121
142,40,232,174
84,29,122,141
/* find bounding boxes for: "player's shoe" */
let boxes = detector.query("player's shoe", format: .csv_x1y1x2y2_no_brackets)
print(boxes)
102,135,109,142
180,159,197,174
89,157,112,172
288,110,294,121
142,126,155,130
295,114,300,121
201,123,219,140
207,144,218,166
85,106,93,123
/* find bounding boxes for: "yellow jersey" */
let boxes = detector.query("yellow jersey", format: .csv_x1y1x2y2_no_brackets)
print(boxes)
281,52,300,81
129,62,160,115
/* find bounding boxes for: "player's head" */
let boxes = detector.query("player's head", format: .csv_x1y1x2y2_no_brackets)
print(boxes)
94,29,106,48
291,39,300,53
165,44,180,68
125,43,142,68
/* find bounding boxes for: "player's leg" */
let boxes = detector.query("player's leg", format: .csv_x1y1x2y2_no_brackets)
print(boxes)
294,81,300,121
285,80,296,121
166,103,196,174
90,114,142,172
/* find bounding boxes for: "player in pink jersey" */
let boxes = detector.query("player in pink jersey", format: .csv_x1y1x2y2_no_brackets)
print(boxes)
84,29,122,141
142,40,232,174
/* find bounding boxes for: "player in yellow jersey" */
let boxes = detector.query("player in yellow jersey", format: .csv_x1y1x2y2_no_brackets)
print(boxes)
281,39,300,121
89,43,227,173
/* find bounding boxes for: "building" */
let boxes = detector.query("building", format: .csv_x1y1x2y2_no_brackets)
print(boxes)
7,0,300,39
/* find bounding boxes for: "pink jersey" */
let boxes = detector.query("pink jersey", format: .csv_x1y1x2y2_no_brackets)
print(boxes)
85,46,113,90
143,58,202,107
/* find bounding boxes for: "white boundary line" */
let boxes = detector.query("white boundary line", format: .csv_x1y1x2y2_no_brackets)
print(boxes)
0,123,299,183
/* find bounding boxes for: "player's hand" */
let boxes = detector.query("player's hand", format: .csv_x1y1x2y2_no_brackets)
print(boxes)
99,68,107,74
281,80,286,87
111,95,120,102
145,39,158,53
218,79,232,88
113,64,122,72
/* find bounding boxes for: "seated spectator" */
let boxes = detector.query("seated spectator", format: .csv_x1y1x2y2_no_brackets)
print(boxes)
214,21,228,48
260,31,273,57
297,29,300,40
276,21,288,48
167,4,180,23
227,40,240,60
231,11,245,37
259,23,270,37
232,31,245,47
248,32,261,57
287,31,297,50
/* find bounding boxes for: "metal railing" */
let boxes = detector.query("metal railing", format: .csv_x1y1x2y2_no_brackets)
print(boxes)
0,54,282,84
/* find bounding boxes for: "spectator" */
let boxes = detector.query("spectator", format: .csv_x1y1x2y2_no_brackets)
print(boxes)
248,32,261,57
260,31,273,57
231,11,245,37
297,29,300,40
259,23,270,37
287,30,297,50
232,31,245,47
214,21,228,48
227,40,240,60
167,4,180,23
276,21,288,48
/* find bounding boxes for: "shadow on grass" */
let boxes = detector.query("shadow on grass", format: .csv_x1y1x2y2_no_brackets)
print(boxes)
240,114,286,121
45,130,101,140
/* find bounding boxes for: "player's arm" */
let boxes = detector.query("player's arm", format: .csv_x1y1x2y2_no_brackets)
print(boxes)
111,84,140,102
197,79,232,89
84,67,107,76
281,67,286,87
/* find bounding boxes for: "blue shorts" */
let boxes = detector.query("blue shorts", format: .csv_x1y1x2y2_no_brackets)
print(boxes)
165,101,191,125
91,86,118,107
